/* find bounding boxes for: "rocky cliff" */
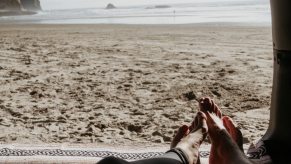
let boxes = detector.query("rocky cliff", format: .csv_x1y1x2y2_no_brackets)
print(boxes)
21,0,41,11
0,0,41,11
0,0,41,16
0,0,22,11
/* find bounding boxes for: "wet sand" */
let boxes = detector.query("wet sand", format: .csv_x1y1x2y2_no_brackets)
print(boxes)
0,24,272,147
0,11,36,17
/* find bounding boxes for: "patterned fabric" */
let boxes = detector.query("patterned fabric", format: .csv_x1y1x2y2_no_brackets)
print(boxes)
0,147,210,160
247,140,272,164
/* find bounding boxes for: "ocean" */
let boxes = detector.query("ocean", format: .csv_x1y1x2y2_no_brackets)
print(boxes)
0,0,271,25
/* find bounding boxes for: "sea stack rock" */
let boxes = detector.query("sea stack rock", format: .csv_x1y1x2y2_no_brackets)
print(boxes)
106,3,116,9
0,0,22,11
20,0,41,11
0,0,41,16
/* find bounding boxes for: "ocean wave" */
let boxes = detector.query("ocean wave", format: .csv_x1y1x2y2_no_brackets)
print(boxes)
0,1,271,24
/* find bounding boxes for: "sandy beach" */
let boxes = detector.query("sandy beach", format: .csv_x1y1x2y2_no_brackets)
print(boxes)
0,24,272,148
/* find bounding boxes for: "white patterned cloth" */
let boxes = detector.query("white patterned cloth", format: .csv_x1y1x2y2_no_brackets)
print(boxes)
247,140,272,164
0,144,211,163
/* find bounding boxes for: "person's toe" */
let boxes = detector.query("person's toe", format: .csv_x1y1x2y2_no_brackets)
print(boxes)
222,116,237,135
209,99,216,112
199,97,212,113
196,111,208,134
214,103,222,118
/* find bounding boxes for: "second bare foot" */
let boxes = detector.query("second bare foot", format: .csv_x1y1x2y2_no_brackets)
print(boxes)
171,111,208,164
199,97,252,164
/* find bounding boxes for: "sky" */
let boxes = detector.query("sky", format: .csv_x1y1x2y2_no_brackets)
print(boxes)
40,0,254,10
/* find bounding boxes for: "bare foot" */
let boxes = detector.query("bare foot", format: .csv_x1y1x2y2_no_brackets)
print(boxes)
171,111,208,164
199,97,252,164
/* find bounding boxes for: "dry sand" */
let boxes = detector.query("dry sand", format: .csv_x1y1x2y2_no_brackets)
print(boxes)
0,24,272,148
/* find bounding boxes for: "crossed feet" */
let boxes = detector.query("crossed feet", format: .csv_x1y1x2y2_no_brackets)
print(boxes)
171,97,253,164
